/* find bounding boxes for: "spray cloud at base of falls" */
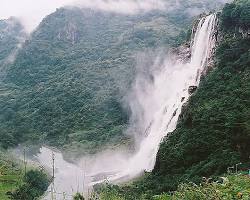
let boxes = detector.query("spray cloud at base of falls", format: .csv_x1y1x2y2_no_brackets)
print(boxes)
35,13,217,198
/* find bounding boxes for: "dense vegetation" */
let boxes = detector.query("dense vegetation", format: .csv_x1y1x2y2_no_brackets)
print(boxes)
104,0,250,198
0,152,50,200
0,0,226,155
0,0,231,199
10,169,50,200
151,0,249,193
155,174,250,200
0,153,21,200
98,173,250,200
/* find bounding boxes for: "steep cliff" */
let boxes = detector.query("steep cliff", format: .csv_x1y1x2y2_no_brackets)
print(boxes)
151,0,250,194
99,1,250,199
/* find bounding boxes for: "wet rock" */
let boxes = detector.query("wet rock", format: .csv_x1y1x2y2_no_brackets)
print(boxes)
173,108,178,117
144,121,153,137
188,86,197,95
171,43,191,63
179,102,188,120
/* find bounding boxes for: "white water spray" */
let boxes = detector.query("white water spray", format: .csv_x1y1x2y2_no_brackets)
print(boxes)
36,14,216,199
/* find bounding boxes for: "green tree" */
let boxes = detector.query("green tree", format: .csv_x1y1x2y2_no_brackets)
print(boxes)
73,192,84,200
10,170,50,200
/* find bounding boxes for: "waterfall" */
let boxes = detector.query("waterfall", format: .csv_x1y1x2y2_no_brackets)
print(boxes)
97,13,217,182
37,14,217,199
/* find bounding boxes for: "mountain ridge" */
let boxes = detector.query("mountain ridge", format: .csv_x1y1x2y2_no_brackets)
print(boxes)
0,2,221,154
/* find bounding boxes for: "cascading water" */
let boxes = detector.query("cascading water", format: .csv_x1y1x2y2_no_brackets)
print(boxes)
36,14,216,199
90,13,217,183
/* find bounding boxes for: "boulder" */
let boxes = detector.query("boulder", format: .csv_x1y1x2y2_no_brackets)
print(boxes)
172,108,178,117
188,86,197,95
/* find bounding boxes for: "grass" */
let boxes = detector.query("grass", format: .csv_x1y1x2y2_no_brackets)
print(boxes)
97,172,250,200
0,153,23,200
153,173,250,200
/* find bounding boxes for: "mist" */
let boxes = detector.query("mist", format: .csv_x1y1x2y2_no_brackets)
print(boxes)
10,13,218,199
0,0,75,32
75,0,166,14
0,0,231,33
0,0,166,32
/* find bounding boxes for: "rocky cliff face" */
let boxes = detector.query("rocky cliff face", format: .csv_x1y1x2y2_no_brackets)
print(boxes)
57,22,80,44
171,43,191,63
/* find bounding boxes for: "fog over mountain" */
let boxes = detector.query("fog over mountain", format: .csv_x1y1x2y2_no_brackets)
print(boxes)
1,0,248,199
1,0,230,32
0,0,165,32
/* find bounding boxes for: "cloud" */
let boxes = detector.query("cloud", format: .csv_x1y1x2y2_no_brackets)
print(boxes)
0,0,231,33
0,0,75,32
75,0,166,14
0,0,166,32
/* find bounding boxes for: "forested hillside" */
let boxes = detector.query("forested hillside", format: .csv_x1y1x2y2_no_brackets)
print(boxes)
153,0,250,192
0,0,227,155
1,0,249,199
108,0,250,198
0,152,50,200
1,8,182,154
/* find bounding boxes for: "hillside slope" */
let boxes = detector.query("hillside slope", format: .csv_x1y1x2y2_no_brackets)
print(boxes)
0,1,227,154
1,8,182,154
96,1,250,199
147,0,250,195
99,174,250,200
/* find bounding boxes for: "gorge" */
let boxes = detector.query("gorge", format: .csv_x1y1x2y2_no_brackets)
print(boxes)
34,13,218,199
0,0,249,199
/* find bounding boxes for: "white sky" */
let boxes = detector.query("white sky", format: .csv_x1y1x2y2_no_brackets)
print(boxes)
0,0,165,32
0,0,76,32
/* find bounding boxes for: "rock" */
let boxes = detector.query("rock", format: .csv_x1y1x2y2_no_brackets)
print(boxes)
173,109,178,117
57,22,80,44
171,43,191,63
188,86,197,95
179,102,188,120
181,97,185,102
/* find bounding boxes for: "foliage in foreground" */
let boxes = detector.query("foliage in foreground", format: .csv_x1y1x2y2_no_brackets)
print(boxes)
9,169,50,200
73,192,85,200
98,174,250,200
0,151,50,200
154,174,250,200
0,153,22,200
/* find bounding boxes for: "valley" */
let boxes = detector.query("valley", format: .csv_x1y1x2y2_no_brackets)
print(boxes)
0,0,249,199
